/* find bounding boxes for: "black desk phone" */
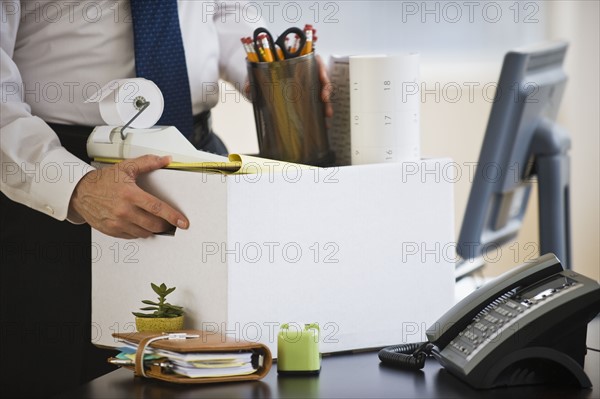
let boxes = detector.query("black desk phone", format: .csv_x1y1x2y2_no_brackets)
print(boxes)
379,253,600,389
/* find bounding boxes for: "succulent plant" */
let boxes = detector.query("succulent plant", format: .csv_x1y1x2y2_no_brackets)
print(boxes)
132,283,184,319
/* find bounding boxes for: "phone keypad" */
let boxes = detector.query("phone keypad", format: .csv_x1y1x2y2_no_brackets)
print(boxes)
449,297,529,357
448,280,580,360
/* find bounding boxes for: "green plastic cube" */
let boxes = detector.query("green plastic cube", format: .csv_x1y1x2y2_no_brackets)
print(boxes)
277,323,321,374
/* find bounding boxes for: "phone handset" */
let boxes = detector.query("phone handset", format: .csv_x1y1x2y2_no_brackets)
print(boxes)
379,253,563,369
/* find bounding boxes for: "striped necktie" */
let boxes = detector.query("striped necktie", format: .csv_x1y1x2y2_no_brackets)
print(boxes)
130,0,193,138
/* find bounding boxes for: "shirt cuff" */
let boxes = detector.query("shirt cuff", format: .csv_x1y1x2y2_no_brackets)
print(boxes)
28,147,95,222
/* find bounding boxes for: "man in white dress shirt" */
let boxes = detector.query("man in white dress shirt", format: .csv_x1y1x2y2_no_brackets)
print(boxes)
1,0,260,236
1,1,331,396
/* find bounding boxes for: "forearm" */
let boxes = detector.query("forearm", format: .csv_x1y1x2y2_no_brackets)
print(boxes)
1,115,93,221
214,1,266,87
1,36,92,221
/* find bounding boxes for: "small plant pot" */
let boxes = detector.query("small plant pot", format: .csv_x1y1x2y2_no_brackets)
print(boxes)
135,315,184,332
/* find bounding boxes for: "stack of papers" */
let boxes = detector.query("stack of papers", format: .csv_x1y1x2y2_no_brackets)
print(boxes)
115,340,258,378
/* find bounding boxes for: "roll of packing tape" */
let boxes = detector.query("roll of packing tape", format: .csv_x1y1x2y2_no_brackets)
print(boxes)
86,78,164,128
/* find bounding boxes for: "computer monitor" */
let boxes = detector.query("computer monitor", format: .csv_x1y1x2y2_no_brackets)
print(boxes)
457,41,571,277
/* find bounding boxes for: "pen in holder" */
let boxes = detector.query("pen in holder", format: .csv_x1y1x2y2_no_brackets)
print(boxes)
247,52,333,167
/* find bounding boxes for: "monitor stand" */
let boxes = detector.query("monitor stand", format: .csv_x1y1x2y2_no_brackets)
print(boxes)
531,118,572,269
456,117,572,281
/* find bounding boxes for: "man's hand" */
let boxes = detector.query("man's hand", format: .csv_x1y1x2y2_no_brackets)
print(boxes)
69,155,189,239
315,54,334,119
243,54,334,118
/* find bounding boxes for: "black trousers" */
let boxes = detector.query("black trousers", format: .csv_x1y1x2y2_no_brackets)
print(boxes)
0,125,116,398
0,121,227,397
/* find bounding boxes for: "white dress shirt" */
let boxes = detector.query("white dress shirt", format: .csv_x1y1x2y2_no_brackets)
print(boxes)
1,0,262,220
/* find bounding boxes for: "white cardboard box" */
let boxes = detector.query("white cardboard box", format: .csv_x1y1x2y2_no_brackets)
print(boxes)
92,159,455,355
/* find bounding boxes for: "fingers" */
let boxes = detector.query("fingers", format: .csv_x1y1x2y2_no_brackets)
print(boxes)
69,155,190,239
118,223,155,240
116,205,179,239
316,55,330,94
82,189,185,239
316,54,334,118
94,212,170,239
121,155,172,178
121,155,189,231
243,78,252,100
132,188,189,231
322,84,334,118
127,207,174,235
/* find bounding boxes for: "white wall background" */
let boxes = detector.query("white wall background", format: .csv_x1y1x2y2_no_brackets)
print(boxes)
212,1,599,280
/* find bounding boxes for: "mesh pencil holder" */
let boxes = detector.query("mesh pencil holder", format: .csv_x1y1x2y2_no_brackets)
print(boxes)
247,53,333,167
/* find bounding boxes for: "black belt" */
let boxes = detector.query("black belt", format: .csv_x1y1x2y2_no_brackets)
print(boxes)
190,110,213,149
46,123,92,161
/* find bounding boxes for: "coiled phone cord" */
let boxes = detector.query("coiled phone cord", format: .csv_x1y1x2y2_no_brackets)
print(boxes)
378,342,434,370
